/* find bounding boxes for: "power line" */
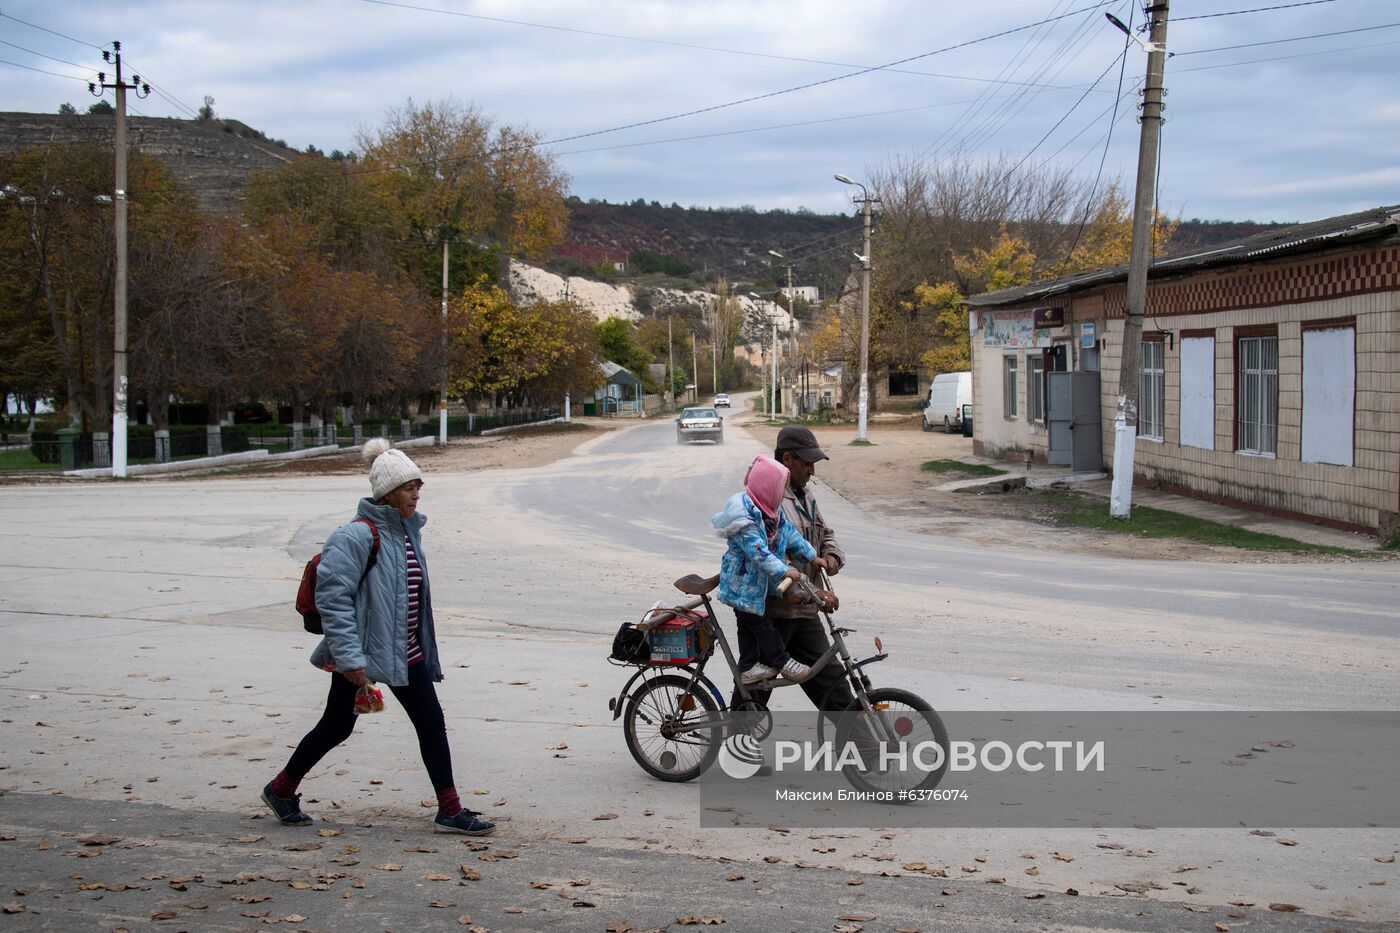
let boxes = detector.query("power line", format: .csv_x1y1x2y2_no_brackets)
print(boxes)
0,11,102,51
1174,21,1400,55
0,38,90,70
1175,0,1341,21
525,1,1121,153
551,89,1051,158
1172,35,1400,71
0,58,88,81
352,0,1111,92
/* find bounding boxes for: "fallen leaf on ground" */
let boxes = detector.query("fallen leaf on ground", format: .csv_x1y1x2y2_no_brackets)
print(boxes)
459,866,481,881
594,813,619,821
1276,838,1297,846
546,742,568,750
846,877,863,886
427,872,453,881
508,680,530,686
725,873,744,882
839,914,876,921
1051,852,1074,862
284,842,321,852
606,923,632,933
317,828,343,837
1268,903,1301,912
376,863,403,871
150,910,176,920
285,915,306,924
430,901,455,908
1025,892,1045,900
231,835,263,844
78,834,120,846
902,862,927,871
572,900,596,908
530,882,551,889
1215,924,1230,932
1065,888,1079,896
1376,855,1396,863
503,906,523,914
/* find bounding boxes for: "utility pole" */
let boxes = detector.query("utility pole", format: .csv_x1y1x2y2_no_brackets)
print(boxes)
835,174,876,442
667,315,675,409
691,331,698,404
1110,2,1170,518
439,238,450,444
92,43,148,479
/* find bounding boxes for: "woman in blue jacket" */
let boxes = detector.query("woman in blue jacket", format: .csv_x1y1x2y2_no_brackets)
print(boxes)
262,438,493,836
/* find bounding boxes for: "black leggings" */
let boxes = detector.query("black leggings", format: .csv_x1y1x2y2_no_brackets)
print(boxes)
283,664,454,791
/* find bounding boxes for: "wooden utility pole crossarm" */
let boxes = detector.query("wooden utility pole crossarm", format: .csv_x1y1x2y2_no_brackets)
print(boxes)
1110,2,1170,518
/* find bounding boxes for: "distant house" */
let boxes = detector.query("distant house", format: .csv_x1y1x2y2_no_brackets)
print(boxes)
587,361,645,416
966,204,1400,536
781,285,820,303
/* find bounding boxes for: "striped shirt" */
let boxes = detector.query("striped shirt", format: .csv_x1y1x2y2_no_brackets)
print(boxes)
404,533,424,666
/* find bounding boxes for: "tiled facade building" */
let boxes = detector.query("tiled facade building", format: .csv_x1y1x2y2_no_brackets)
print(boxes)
967,205,1400,536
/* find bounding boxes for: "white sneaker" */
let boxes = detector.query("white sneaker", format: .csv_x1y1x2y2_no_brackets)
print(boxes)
740,663,778,685
779,658,812,683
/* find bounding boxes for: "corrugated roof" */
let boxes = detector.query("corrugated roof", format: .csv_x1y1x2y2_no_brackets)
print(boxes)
967,204,1400,308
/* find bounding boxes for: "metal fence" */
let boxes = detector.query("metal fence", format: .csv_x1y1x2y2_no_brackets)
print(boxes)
2,409,563,472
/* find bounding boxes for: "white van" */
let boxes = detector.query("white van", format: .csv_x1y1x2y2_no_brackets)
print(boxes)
921,371,972,433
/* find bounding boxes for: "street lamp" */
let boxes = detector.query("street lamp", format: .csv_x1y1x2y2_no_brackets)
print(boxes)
768,249,794,418
836,173,876,442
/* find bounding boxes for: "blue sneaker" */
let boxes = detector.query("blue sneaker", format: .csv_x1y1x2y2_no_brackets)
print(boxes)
262,783,312,826
433,809,495,835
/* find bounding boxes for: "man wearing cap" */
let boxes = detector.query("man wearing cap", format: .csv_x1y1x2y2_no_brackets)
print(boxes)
736,424,854,714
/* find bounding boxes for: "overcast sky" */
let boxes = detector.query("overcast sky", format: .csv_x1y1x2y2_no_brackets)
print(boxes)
2,0,1395,224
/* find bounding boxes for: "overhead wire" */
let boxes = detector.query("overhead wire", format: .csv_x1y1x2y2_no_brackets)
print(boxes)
1174,0,1342,21
1174,21,1400,55
1055,4,1135,274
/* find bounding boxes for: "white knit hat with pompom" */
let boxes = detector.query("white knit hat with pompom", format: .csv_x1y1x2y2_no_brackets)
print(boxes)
363,437,422,500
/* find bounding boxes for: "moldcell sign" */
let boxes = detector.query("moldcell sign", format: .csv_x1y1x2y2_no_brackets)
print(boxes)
1033,306,1065,328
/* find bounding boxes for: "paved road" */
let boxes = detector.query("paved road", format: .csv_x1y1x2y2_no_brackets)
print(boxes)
0,413,1397,928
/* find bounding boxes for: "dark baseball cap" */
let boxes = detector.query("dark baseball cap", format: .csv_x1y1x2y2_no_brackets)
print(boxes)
775,425,829,462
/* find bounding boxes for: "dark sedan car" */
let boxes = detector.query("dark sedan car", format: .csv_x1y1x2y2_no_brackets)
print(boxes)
676,407,723,444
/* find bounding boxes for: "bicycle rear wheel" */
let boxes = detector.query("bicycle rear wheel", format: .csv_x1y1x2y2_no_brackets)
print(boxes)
834,687,948,795
623,673,722,782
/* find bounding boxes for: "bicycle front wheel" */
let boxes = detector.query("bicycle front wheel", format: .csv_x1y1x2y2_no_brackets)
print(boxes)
623,673,722,782
834,687,949,795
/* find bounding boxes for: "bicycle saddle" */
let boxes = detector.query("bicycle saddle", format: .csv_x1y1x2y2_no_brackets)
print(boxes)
673,573,720,595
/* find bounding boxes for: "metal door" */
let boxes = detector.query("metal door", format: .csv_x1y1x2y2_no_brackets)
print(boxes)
1047,371,1103,472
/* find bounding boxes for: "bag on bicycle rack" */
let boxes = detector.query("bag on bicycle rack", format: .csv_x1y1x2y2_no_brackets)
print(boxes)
610,623,652,665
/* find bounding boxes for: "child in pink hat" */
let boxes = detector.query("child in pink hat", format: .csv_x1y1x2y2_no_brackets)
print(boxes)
711,456,832,684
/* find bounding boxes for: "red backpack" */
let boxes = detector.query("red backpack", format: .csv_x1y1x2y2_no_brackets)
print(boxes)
296,518,380,635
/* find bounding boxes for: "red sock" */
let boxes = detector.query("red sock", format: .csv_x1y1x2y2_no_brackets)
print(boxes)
436,786,462,817
269,770,298,799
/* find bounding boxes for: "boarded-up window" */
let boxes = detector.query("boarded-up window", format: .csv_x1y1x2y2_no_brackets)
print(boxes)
1302,325,1355,466
1179,336,1215,450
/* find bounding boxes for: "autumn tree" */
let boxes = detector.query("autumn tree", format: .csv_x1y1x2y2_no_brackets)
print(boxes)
356,99,569,291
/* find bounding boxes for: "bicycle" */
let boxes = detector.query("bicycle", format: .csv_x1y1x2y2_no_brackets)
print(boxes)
607,570,948,794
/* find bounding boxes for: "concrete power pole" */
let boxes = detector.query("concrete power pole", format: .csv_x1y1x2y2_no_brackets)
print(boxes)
857,192,873,442
667,315,675,409
691,331,698,404
1110,2,1171,518
93,44,148,479
439,238,450,444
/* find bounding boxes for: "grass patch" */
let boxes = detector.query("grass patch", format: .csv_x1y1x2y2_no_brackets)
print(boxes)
0,447,59,472
921,459,1007,477
848,438,874,447
1034,490,1361,556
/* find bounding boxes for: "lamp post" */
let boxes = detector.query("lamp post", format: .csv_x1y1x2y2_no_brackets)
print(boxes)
836,173,876,442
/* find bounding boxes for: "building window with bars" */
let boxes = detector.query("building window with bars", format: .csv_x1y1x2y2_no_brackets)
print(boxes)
1139,338,1165,440
1003,354,1019,419
1236,334,1278,455
1028,355,1045,423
